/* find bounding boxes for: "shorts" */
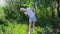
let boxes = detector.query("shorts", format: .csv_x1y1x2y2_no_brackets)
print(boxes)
29,16,37,23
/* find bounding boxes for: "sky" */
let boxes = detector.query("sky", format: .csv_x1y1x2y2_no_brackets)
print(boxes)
0,0,5,6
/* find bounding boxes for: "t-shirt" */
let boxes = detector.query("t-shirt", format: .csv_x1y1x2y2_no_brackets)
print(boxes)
24,8,35,18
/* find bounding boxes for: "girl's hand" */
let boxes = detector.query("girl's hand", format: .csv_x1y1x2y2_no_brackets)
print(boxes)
24,12,29,17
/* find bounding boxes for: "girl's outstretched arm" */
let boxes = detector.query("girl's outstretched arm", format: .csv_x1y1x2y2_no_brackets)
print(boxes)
24,12,29,17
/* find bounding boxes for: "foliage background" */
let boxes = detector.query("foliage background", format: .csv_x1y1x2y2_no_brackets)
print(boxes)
0,0,60,34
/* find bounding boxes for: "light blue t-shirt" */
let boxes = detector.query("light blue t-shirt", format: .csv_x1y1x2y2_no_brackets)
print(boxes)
24,8,37,23
24,8,35,17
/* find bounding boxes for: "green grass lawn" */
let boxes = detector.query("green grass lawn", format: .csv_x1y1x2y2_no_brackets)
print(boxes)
0,21,59,34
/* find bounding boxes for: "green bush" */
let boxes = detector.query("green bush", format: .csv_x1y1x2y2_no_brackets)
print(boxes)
0,21,53,34
0,7,6,19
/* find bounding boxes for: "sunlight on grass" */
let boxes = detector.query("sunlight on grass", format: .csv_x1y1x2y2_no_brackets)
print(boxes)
0,21,53,34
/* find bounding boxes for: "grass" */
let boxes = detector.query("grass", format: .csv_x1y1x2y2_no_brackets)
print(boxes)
0,21,59,34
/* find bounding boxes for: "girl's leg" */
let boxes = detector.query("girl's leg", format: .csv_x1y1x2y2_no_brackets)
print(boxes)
33,22,35,32
28,22,32,34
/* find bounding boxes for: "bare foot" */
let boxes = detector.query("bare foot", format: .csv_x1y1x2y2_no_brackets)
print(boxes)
28,31,30,34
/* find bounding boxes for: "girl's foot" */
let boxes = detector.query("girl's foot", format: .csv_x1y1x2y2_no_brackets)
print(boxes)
28,31,30,34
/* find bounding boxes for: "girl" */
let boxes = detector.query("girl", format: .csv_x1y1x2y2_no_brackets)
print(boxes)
20,7,37,34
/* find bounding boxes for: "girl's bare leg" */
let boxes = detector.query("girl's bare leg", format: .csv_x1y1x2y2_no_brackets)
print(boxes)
33,22,35,32
28,22,32,34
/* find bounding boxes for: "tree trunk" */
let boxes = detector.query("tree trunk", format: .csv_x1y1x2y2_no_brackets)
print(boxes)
56,0,60,18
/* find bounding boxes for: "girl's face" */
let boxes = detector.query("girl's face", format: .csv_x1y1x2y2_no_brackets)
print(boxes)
20,8,26,12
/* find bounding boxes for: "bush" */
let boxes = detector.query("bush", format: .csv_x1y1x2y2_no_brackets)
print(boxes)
0,21,53,34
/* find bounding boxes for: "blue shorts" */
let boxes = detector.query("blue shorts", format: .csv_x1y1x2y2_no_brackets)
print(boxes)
29,16,37,23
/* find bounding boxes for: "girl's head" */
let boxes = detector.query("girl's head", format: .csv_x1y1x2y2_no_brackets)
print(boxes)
20,8,26,12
